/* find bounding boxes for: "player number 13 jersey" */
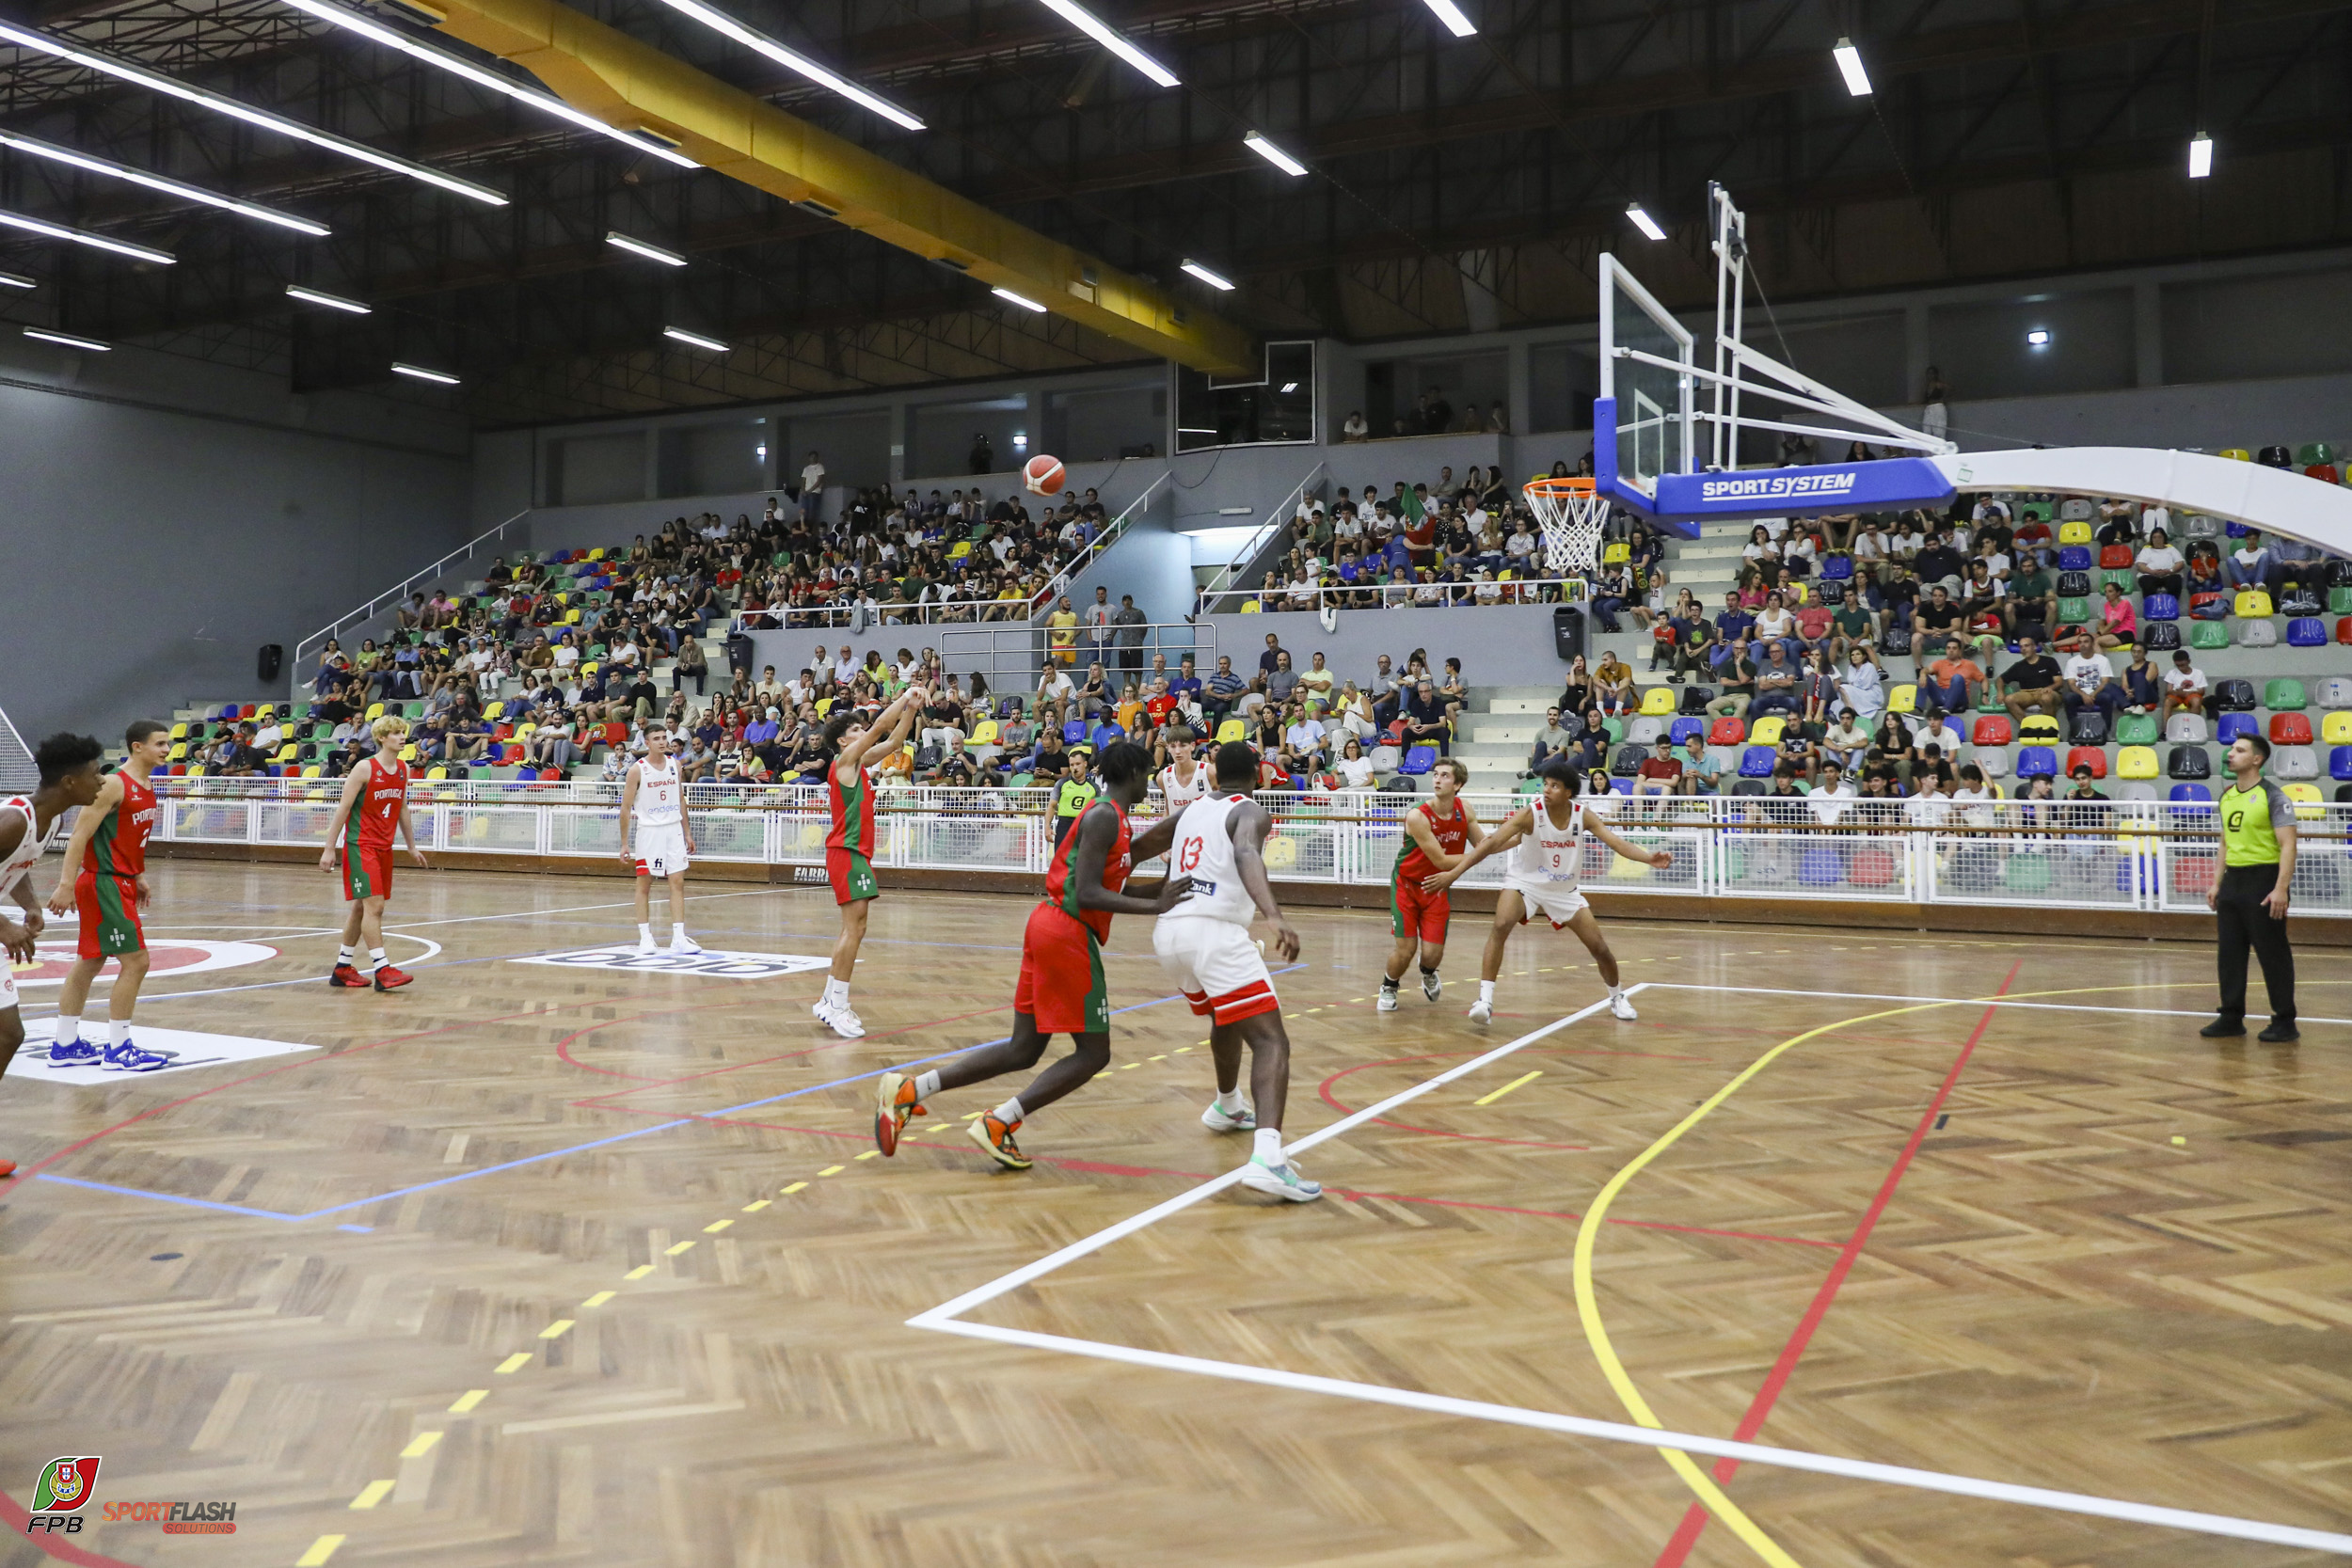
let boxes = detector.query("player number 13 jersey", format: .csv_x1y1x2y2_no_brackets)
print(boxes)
1159,794,1258,927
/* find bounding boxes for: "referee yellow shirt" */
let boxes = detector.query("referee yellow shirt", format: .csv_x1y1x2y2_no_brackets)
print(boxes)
2219,778,2288,867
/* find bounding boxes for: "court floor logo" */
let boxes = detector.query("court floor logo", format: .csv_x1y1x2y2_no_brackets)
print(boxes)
26,1455,98,1535
11,939,276,986
510,945,832,980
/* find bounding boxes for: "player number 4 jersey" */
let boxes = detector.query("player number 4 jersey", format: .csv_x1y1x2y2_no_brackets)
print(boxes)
1160,794,1259,927
350,758,410,850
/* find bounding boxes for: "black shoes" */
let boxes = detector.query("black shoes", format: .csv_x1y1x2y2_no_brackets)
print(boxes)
2203,1015,2299,1043
2199,1017,2245,1037
2258,1022,2300,1044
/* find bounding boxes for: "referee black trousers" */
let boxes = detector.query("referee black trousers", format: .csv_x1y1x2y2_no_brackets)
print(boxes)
2216,864,2296,1025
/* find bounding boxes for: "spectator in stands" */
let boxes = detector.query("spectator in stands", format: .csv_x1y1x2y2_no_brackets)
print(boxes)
1919,637,1981,718
1203,656,1246,729
1027,728,1069,783
673,636,708,695
1909,585,1963,673
1402,679,1452,755
1530,706,1574,772
2226,531,2273,591
1821,707,1872,774
1593,653,1636,717
1708,637,1757,718
968,433,994,474
2161,650,2208,724
2095,581,2137,652
1634,738,1682,797
1281,704,1329,772
2066,764,2107,804
2061,641,2126,728
2135,528,2185,598
1297,651,1336,716
1265,650,1300,710
529,715,576,772
1554,654,1590,718
1112,594,1148,676
1748,641,1803,721
1037,657,1076,713
1073,662,1112,721
1999,634,2064,720
1342,410,1369,441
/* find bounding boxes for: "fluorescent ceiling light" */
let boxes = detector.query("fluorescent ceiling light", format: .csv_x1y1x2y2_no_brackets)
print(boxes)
0,271,34,289
391,361,459,385
1180,259,1235,291
1832,38,1872,96
663,325,729,352
1035,0,1180,87
267,0,697,167
606,230,688,266
639,0,924,130
24,325,108,351
992,286,1047,312
1243,134,1309,178
0,207,174,263
2026,328,2051,347
1626,203,1667,241
286,283,371,313
1279,380,1299,392
2188,133,2214,179
1419,0,1477,38
0,132,330,235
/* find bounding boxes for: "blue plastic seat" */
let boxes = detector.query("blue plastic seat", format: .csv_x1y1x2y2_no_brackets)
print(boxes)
1669,716,1706,747
2015,746,2058,778
1820,556,1853,580
2168,783,2212,803
1799,847,1844,885
2217,713,2258,744
2141,593,2178,621
2332,747,2352,782
1400,744,1437,775
1738,746,1776,777
2289,617,2328,647
2058,546,2093,572
1062,720,1089,743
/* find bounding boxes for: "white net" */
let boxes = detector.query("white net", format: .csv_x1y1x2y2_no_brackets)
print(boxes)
1523,478,1609,576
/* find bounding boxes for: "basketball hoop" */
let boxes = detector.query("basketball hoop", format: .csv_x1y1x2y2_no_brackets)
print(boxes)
1522,476,1609,577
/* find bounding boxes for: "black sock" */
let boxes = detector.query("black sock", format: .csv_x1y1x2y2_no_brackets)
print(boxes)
1420,966,1438,979
1380,975,1399,990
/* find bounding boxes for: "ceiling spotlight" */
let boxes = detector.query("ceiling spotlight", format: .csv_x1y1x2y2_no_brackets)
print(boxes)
0,271,34,290
2188,133,2214,179
662,325,729,352
1419,0,1477,37
992,287,1048,312
1243,134,1310,177
24,325,108,351
641,0,924,130
391,361,460,385
266,0,696,167
0,132,329,235
1279,381,1299,392
1180,259,1235,291
605,231,688,266
286,283,372,314
0,208,174,264
1832,38,1872,97
1034,0,1179,87
2026,328,2051,347
1626,204,1667,242
0,19,505,205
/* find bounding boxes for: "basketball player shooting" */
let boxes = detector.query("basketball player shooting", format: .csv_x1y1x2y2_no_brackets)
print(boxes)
1422,759,1668,1024
619,722,699,956
870,741,1193,1170
814,684,925,1038
0,733,107,1175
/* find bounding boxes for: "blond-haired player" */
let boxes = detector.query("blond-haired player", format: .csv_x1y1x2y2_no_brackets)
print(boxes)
320,714,428,990
620,721,699,956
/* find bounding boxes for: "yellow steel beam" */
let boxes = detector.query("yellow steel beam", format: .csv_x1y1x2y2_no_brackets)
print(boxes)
426,0,1257,376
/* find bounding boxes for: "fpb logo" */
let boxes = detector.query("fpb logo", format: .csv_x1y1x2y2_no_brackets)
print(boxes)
27,1456,99,1534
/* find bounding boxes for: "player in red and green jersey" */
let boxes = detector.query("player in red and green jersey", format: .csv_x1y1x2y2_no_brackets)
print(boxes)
811,685,923,1038
872,741,1193,1170
318,714,429,990
44,720,172,1072
1378,756,1482,1012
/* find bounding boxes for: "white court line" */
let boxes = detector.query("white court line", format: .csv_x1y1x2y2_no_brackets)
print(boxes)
907,983,2352,1557
1643,982,2352,1027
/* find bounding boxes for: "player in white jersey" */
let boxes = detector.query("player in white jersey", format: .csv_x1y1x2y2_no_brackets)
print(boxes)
0,734,107,1180
618,723,700,956
1157,739,1209,811
1155,741,1319,1201
1423,759,1669,1024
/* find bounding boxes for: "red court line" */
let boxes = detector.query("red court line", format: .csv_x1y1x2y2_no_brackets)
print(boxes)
0,1490,148,1567
1651,959,2022,1568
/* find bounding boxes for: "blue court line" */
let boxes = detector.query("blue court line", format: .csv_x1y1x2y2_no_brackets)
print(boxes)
28,964,1304,1224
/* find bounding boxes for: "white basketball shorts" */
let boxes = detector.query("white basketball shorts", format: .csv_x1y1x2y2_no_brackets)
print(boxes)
634,823,691,879
1152,917,1279,1027
1504,877,1589,929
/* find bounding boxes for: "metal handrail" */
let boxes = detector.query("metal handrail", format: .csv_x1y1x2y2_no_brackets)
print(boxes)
1036,469,1170,616
293,510,529,694
1197,574,1589,615
1196,459,1328,607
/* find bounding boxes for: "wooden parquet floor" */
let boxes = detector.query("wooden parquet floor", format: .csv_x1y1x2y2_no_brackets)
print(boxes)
2,863,2349,1567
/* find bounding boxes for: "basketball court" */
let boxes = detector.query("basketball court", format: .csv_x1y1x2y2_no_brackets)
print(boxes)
4,859,2347,1566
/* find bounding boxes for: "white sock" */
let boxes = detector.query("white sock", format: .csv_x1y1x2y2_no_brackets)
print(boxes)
824,977,850,1006
369,948,388,973
56,1014,80,1044
914,1069,942,1098
670,926,689,943
337,945,355,965
639,923,655,942
1610,984,1626,998
1215,1087,1247,1114
993,1096,1025,1126
1479,980,1496,1004
109,1019,130,1048
1251,1128,1284,1164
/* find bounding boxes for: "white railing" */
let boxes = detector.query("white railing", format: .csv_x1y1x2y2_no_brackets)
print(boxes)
145,778,2352,919
292,511,529,697
1041,468,1170,609
1195,459,1329,609
1197,574,1590,615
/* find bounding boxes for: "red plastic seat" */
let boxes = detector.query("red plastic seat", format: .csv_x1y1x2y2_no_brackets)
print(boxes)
2337,617,2352,645
604,721,628,747
2271,713,2314,745
1707,717,1746,746
1851,847,1898,887
2066,746,2107,779
1972,715,2013,746
2099,545,2134,569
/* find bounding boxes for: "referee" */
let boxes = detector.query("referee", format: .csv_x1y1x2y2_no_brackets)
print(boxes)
2201,734,2298,1042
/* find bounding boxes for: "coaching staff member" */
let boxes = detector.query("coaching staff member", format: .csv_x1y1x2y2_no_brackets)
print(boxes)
2201,734,2297,1042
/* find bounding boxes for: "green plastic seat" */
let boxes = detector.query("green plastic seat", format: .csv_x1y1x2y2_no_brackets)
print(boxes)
1602,717,1626,744
2100,569,2136,592
2114,712,2158,745
2330,585,2352,616
2296,441,2337,467
2057,596,2090,623
2004,856,2052,893
2190,620,2230,649
2265,678,2308,712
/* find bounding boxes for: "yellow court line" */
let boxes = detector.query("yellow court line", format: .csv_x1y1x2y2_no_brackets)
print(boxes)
855,1149,881,1160
399,1432,442,1459
295,1535,346,1566
625,1264,656,1279
818,1164,845,1176
1474,1069,1542,1106
538,1320,574,1339
492,1353,532,1375
580,1291,615,1308
780,1181,807,1194
664,1240,696,1256
447,1389,488,1414
742,1199,771,1212
703,1219,734,1234
347,1480,395,1511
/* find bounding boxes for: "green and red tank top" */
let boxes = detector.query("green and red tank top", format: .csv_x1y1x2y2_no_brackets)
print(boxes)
1044,798,1130,943
826,763,874,854
88,769,157,879
1392,799,1469,885
348,756,410,851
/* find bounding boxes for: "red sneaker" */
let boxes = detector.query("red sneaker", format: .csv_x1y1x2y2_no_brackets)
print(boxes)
872,1071,927,1156
329,963,366,988
373,965,414,990
0,1160,17,1180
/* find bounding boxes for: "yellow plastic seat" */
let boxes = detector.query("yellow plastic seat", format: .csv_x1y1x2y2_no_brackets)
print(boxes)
2116,745,2157,780
399,743,419,762
167,742,188,761
948,541,973,560
2233,590,2273,619
2218,449,2251,463
426,765,448,781
1886,684,1918,715
580,663,597,678
1216,718,1247,743
565,608,582,625
275,744,296,763
1638,686,1677,717
2323,711,2352,745
2285,782,2325,818
817,697,834,718
2057,520,2093,545
1601,541,1630,565
1750,716,1786,746
301,765,322,779
2018,714,2062,745
1240,600,1262,613
588,547,606,561
1262,835,1298,871
366,703,385,721
971,720,1000,745
169,721,188,739
484,701,505,720
1608,848,1651,879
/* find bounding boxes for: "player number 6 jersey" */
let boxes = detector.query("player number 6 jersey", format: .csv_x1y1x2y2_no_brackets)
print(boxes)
634,757,683,826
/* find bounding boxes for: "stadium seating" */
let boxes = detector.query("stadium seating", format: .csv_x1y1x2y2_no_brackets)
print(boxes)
2271,714,2314,746
2117,746,2158,780
2217,713,2259,744
2016,747,2058,778
2067,746,2107,779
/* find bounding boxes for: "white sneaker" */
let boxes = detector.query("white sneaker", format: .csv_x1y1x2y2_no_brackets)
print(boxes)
1610,990,1638,1021
1421,970,1442,1003
1200,1100,1256,1132
1467,997,1492,1024
1375,986,1400,1013
668,932,703,956
634,934,658,956
816,1001,866,1039
1239,1156,1323,1202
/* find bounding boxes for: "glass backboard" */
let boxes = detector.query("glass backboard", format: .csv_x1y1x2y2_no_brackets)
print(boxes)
1597,253,1694,502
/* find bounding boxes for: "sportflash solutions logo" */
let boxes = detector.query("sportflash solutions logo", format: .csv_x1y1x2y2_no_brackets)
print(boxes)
24,1456,240,1536
1698,470,1862,502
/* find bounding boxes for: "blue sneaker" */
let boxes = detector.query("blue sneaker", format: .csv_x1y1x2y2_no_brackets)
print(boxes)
46,1037,102,1067
101,1039,172,1073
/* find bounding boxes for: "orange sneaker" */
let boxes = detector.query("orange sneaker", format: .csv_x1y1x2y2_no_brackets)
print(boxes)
373,965,413,991
0,1160,17,1180
329,963,366,988
967,1113,1030,1171
872,1071,926,1156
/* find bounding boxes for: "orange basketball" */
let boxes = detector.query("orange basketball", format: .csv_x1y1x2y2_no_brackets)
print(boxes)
1023,453,1066,496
